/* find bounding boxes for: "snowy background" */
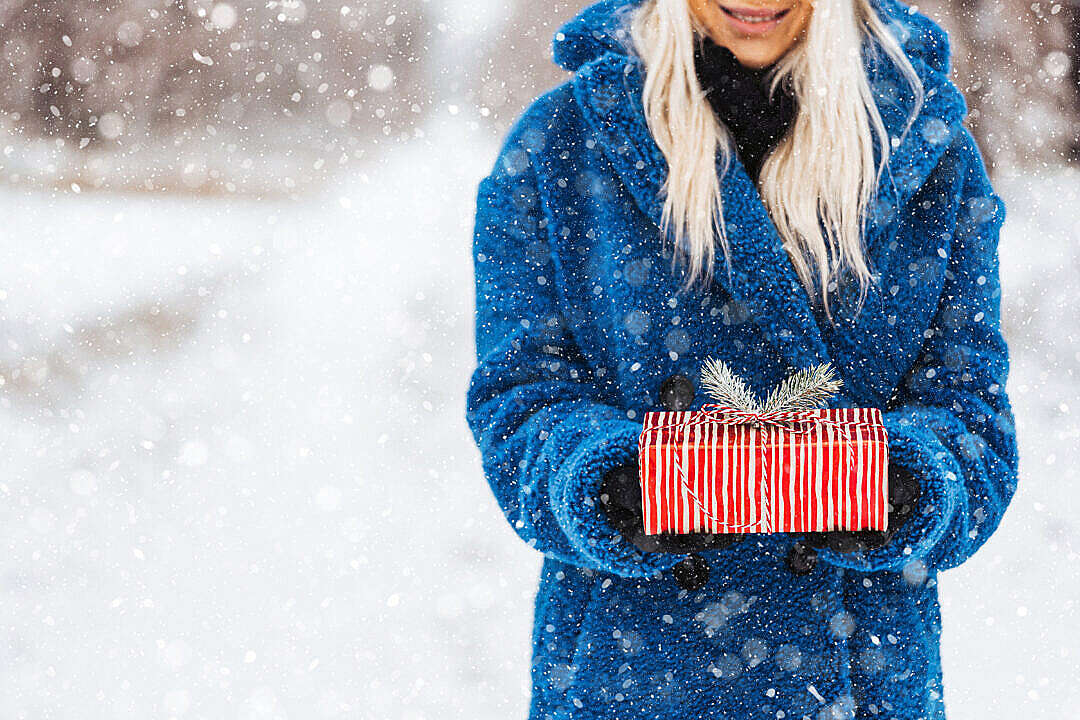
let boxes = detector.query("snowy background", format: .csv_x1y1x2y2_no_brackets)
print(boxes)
1,2,1078,719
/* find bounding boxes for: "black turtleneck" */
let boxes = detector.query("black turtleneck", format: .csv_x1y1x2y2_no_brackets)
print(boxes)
692,34,798,182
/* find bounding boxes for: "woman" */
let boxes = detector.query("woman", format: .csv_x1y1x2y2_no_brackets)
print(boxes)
465,0,1018,717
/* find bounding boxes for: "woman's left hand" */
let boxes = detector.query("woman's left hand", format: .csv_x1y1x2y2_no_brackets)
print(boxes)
802,465,922,554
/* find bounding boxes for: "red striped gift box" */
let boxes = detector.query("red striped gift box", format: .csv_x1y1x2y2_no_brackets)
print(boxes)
637,405,889,535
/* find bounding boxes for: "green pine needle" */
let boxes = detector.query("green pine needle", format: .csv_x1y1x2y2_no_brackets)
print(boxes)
761,362,844,414
699,357,762,413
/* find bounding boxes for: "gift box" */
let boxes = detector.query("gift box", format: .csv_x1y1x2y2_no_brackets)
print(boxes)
637,360,889,535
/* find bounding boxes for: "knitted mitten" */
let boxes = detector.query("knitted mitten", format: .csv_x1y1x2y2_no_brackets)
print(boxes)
801,465,922,554
600,460,744,590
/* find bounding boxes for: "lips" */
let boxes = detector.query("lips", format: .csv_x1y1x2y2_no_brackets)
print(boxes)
718,4,790,23
713,2,792,35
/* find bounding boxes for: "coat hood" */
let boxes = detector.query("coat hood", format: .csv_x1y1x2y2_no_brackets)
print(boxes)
552,0,954,76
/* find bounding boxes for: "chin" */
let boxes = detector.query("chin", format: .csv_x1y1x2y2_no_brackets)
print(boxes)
727,44,783,68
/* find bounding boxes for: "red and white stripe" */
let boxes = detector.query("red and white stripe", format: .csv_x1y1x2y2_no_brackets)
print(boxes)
637,407,889,535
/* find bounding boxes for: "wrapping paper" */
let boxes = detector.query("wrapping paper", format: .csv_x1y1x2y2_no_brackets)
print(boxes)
637,405,889,534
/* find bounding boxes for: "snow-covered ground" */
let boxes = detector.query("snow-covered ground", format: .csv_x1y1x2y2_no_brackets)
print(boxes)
0,109,1076,718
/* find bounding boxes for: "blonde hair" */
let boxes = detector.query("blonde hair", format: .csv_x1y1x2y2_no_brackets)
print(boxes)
627,0,924,323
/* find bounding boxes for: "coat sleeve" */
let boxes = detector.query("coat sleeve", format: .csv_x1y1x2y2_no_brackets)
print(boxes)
820,128,1020,575
465,129,683,579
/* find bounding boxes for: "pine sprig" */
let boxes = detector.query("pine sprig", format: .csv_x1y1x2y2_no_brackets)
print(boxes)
699,357,762,413
761,362,844,414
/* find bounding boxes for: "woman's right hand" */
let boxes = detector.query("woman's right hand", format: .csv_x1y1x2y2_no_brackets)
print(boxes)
599,461,745,555
600,460,743,591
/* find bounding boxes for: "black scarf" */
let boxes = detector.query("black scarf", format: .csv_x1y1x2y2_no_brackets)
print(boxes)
692,34,798,181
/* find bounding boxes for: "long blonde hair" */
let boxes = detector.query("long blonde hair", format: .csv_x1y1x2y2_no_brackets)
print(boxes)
627,0,923,322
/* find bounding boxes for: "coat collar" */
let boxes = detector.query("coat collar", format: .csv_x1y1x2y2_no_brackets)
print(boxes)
556,0,968,407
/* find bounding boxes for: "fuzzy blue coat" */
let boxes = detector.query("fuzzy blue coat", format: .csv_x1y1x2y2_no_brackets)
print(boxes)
465,0,1019,717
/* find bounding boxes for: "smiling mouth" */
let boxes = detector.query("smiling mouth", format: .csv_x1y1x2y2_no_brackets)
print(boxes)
717,4,791,23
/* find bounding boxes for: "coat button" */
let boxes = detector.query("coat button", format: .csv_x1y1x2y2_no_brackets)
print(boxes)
659,374,695,411
785,541,818,575
672,554,710,591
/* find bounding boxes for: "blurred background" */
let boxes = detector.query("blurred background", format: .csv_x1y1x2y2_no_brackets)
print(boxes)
0,0,1077,718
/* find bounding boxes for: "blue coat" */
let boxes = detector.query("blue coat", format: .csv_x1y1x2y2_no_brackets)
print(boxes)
465,0,1019,717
